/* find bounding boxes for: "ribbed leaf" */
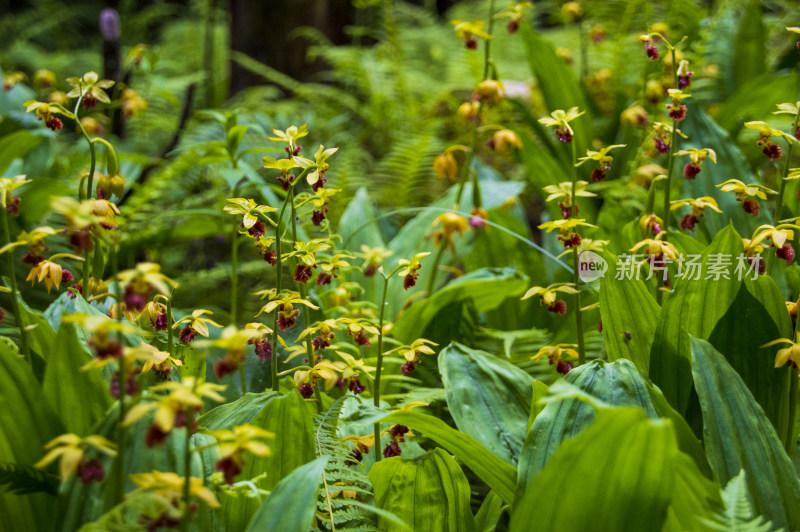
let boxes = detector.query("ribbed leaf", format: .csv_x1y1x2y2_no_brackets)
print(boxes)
510,408,681,531
690,337,800,530
0,341,63,532
380,410,516,505
245,456,327,532
370,448,475,532
707,285,792,446
517,359,710,498
599,250,660,374
650,224,742,415
439,342,533,465
43,324,113,436
517,359,657,494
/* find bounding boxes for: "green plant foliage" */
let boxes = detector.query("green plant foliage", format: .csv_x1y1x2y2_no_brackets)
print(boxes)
246,456,327,532
380,410,516,505
690,337,800,530
313,396,377,531
391,267,529,346
516,359,709,495
698,471,776,532
0,460,59,496
370,448,476,532
439,342,533,464
650,225,742,415
42,323,112,436
510,407,717,531
599,250,660,374
4,0,800,528
0,339,63,532
707,285,792,446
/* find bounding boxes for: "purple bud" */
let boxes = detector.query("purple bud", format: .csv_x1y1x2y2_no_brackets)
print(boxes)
99,9,121,41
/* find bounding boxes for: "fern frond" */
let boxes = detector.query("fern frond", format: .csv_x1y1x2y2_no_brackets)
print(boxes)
314,396,378,532
0,460,59,496
697,470,777,532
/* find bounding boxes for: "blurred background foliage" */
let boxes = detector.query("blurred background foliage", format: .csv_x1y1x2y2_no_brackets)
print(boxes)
1,0,799,379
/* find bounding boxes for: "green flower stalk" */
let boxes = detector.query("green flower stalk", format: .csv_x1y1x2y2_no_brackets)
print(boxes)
1,200,31,364
373,253,428,461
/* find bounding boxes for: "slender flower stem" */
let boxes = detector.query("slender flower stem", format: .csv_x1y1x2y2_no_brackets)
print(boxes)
767,105,800,275
75,92,98,295
373,273,392,462
425,241,446,296
166,294,174,356
180,405,196,532
269,168,313,392
290,189,319,411
74,93,97,201
661,46,680,242
271,197,290,392
111,246,127,505
231,220,239,325
569,141,586,365
1,207,31,364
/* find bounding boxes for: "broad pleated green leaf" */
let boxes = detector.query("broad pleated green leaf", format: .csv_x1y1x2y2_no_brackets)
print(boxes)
650,225,742,415
707,285,792,446
0,340,63,532
370,449,476,532
690,337,800,530
380,410,516,505
439,342,532,465
510,408,681,531
0,130,44,175
600,250,660,374
43,324,112,436
245,456,327,532
517,359,709,496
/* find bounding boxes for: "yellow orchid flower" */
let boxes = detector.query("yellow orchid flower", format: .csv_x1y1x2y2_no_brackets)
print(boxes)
117,262,178,296
539,107,584,143
173,309,223,338
543,181,596,207
224,198,277,229
762,333,800,368
66,72,114,108
533,344,579,364
630,238,680,261
129,470,219,508
522,283,578,315
35,434,117,482
268,124,308,151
